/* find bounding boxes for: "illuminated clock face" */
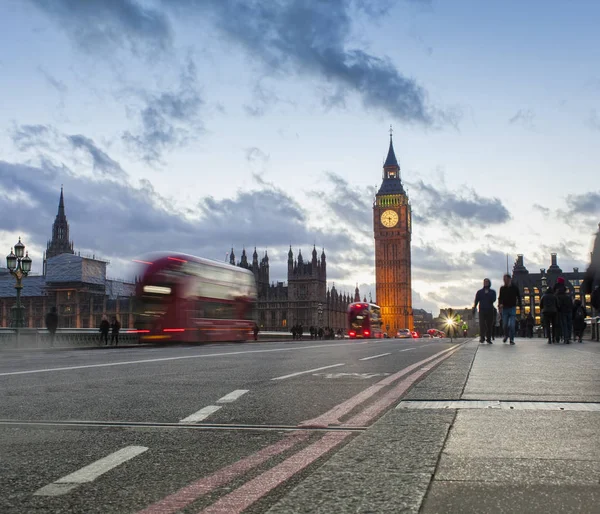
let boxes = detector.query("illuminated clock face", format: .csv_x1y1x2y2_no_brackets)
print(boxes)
380,209,399,228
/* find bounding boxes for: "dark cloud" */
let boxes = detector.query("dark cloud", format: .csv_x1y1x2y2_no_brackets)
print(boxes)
409,180,511,227
472,249,511,272
533,203,552,216
508,108,535,129
122,59,204,163
566,191,600,217
164,0,454,126
412,244,463,273
37,66,68,94
10,124,54,152
310,172,373,236
29,0,172,56
67,135,126,179
0,157,362,282
10,124,126,180
245,147,270,163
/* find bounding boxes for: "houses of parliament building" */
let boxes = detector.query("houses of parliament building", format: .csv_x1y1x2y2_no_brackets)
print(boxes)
0,188,358,332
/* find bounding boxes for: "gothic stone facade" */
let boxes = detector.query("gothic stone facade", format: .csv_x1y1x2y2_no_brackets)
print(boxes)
0,189,135,329
373,134,413,334
511,253,594,326
230,246,357,332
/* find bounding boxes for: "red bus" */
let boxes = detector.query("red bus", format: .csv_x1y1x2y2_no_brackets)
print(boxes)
347,302,383,339
133,252,257,343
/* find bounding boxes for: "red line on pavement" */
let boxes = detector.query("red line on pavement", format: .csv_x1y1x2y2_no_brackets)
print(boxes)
137,432,308,514
199,431,352,514
300,343,460,427
345,348,461,426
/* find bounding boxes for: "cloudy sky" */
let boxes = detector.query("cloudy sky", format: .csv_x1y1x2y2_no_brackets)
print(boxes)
1,0,599,313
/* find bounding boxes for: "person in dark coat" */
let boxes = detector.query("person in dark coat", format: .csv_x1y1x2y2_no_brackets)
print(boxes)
111,317,121,346
572,299,587,343
556,289,573,344
525,312,534,338
45,306,59,346
540,288,559,344
99,315,110,345
472,278,496,344
253,323,259,341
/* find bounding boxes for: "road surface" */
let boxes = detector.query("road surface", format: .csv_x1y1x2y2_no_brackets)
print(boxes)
0,337,460,513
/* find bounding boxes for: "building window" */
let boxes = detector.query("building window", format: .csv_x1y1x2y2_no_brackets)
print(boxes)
535,306,540,314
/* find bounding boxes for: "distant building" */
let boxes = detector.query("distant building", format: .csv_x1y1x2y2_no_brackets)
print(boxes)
413,308,434,334
230,246,355,332
0,189,135,328
511,253,593,325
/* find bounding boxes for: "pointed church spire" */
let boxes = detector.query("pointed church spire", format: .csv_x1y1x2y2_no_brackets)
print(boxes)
58,185,65,215
377,127,405,195
46,186,74,261
383,125,399,168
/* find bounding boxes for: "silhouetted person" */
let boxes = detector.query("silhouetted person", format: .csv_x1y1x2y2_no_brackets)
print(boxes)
45,306,58,346
253,323,259,341
557,289,573,344
526,312,534,338
499,274,521,345
541,288,558,344
111,317,121,346
572,299,587,343
99,316,110,345
473,278,496,344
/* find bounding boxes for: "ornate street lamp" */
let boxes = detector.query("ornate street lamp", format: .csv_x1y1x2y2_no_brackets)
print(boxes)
6,238,32,328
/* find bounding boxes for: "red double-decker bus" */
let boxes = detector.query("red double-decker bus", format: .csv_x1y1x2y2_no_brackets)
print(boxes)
133,252,257,343
347,302,383,339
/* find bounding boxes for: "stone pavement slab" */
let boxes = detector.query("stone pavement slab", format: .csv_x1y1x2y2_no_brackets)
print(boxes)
421,338,600,513
463,338,600,402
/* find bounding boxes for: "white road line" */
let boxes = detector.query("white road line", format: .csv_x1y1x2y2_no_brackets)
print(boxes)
179,405,222,423
217,389,249,403
34,446,148,496
359,353,391,361
0,341,381,377
399,348,416,352
271,363,345,381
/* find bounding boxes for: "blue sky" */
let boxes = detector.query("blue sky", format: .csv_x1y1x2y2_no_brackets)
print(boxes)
1,0,599,312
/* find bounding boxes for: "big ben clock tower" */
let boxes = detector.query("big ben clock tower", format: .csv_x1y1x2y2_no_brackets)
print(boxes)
374,129,413,334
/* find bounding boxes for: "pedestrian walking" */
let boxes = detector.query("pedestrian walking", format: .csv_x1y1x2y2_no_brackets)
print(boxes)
540,288,559,344
473,278,496,344
572,299,587,343
99,315,110,345
556,288,573,344
253,323,259,341
110,316,121,346
498,274,521,345
526,312,534,338
45,306,58,346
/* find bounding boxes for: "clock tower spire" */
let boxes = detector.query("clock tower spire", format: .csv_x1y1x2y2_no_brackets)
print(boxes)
373,129,413,335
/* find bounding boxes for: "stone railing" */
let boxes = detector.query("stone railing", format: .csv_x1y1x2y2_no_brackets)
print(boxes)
0,328,295,349
0,328,141,349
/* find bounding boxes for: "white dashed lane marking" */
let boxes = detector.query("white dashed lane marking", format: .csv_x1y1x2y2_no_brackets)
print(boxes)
34,446,148,496
359,353,391,361
271,363,345,381
179,405,222,423
217,390,249,403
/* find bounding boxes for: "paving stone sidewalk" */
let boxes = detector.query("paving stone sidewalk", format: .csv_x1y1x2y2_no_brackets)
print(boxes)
268,339,600,513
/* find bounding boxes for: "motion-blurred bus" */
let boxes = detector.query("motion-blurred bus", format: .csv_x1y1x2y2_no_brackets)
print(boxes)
132,253,257,343
347,302,383,339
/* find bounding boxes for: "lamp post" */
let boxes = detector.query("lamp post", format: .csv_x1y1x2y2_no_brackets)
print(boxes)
6,238,32,328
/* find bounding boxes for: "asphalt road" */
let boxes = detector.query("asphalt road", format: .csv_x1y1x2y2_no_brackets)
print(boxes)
0,337,460,513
